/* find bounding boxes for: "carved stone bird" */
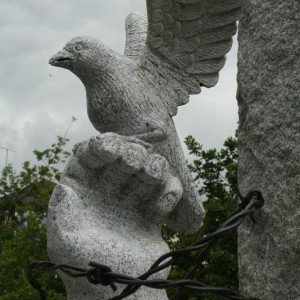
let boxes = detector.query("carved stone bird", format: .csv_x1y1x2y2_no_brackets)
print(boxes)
49,0,243,233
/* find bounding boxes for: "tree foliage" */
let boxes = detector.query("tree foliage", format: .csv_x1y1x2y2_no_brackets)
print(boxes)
0,137,70,300
164,136,238,300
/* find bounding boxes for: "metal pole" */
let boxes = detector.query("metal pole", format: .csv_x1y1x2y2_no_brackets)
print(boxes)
5,148,8,166
1,147,15,166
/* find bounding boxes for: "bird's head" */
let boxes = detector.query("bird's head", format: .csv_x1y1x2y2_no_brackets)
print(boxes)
49,36,115,81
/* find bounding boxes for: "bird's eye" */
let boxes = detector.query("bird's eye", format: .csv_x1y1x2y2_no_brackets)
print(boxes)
75,44,83,51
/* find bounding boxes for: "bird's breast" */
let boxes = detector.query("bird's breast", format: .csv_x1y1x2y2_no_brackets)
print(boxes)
85,71,170,138
86,87,147,136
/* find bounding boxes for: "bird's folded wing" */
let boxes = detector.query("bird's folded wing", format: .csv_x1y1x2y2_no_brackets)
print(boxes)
141,0,243,108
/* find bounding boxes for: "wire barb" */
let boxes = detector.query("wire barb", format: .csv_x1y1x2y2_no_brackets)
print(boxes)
27,189,264,300
87,262,117,291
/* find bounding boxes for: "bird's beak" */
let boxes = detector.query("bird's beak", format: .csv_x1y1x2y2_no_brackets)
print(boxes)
49,49,73,67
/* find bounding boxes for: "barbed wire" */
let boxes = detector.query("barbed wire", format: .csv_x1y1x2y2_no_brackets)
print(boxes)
28,189,264,300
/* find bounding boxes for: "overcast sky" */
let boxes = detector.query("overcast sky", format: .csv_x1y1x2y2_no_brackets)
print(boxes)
0,0,239,172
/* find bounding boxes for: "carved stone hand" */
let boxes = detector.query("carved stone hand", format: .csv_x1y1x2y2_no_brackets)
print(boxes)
48,133,184,299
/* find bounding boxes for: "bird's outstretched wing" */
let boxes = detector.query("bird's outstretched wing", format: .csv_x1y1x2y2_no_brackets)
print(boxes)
137,0,243,110
124,13,148,60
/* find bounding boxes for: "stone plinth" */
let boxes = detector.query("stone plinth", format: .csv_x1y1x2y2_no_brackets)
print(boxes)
237,1,300,299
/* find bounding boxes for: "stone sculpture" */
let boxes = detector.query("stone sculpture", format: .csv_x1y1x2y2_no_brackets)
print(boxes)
48,1,243,299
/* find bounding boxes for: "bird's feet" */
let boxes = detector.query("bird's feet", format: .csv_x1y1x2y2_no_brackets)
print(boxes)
132,126,167,144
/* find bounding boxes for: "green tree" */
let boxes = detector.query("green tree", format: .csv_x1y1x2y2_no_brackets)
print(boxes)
0,137,69,300
164,136,238,300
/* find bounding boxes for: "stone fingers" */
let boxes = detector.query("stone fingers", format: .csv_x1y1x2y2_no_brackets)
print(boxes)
137,154,169,185
118,142,149,174
73,133,184,222
155,175,183,220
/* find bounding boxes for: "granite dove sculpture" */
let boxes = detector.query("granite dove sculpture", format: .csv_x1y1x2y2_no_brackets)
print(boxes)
49,0,243,233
